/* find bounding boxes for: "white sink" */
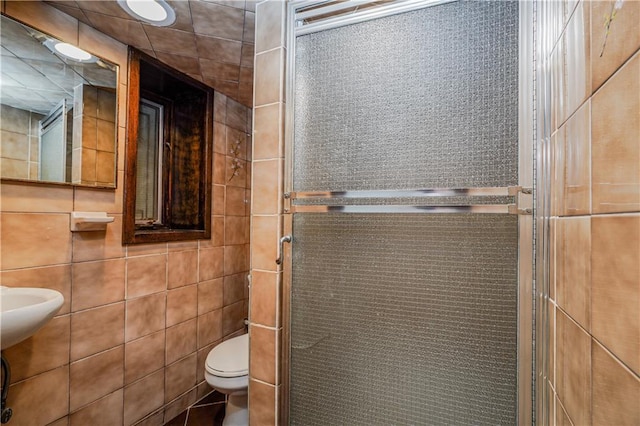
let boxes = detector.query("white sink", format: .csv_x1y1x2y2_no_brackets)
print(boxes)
0,286,64,350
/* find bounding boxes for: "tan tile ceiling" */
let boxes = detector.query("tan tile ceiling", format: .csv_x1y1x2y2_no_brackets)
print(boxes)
46,0,256,107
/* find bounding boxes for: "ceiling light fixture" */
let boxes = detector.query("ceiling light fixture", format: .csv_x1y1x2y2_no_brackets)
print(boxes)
117,0,176,27
43,40,97,63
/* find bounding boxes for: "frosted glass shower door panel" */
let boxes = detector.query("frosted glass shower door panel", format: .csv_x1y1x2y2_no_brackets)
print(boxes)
289,1,522,425
290,214,518,425
293,1,519,191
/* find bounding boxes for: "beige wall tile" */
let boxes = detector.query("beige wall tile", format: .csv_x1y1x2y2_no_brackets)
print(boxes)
253,103,282,160
123,369,165,426
592,340,640,425
224,244,249,275
48,416,69,426
127,254,167,297
549,218,557,301
211,185,226,215
197,309,223,348
4,315,70,382
72,258,125,311
133,410,164,426
74,187,122,214
249,379,276,426
563,0,590,119
96,151,116,185
166,285,198,327
198,279,224,315
224,272,246,306
563,101,591,215
72,214,125,262
550,40,565,131
168,249,198,289
166,319,197,365
252,160,280,214
199,246,224,281
591,53,640,213
214,122,226,154
225,186,247,216
249,325,276,384
225,215,247,245
591,1,640,91
0,104,31,134
214,152,227,185
69,346,124,411
70,302,125,361
556,309,591,426
551,130,565,216
556,217,591,330
7,366,69,426
126,242,167,257
251,215,279,271
249,270,278,327
1,264,72,314
555,395,572,426
69,389,123,426
196,342,216,384
125,330,165,385
165,353,197,404
226,98,249,132
255,1,284,53
1,213,72,269
1,130,29,160
0,157,28,179
254,49,283,106
214,92,227,124
591,214,640,374
1,183,73,212
226,156,248,189
222,300,245,337
125,293,166,342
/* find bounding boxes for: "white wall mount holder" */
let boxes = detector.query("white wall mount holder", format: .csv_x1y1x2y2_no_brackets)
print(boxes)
70,212,114,232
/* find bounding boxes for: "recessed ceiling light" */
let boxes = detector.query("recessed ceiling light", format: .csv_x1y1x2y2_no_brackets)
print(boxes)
118,0,176,27
43,40,97,63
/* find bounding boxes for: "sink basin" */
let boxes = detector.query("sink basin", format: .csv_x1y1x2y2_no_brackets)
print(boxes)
0,286,64,350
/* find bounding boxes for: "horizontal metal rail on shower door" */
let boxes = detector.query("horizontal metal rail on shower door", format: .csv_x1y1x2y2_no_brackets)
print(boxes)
288,186,524,199
285,186,532,215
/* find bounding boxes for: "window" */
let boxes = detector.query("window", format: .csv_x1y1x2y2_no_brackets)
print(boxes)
135,98,163,226
124,48,213,244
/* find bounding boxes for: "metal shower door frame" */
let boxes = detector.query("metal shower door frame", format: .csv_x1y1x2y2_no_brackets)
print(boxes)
280,1,536,424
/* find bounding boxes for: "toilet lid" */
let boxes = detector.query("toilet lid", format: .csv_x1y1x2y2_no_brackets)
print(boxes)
205,333,249,377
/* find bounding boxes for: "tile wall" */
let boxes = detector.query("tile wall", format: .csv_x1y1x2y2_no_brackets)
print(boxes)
249,0,286,424
72,85,117,186
542,0,639,424
0,1,252,425
0,104,43,180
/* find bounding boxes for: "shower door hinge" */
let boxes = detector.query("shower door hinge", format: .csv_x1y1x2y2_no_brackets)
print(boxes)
283,192,292,213
508,186,533,215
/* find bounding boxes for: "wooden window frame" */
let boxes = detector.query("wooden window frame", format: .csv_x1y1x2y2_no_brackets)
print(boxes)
123,48,213,244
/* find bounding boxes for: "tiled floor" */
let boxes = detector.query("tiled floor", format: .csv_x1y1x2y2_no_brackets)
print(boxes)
165,392,226,426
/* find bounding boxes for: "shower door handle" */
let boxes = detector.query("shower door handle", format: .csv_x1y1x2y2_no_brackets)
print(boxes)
276,235,292,265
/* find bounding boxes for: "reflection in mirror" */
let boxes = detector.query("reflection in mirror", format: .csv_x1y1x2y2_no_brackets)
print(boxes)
0,14,118,187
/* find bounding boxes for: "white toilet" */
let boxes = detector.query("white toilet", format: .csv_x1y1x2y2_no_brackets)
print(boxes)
204,333,249,426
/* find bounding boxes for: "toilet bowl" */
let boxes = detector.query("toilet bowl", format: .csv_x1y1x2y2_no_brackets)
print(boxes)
204,333,249,426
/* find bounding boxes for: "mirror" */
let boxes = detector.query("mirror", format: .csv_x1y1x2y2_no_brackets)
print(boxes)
0,14,118,187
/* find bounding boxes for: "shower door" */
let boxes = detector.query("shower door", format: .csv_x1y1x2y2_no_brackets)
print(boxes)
283,1,533,424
